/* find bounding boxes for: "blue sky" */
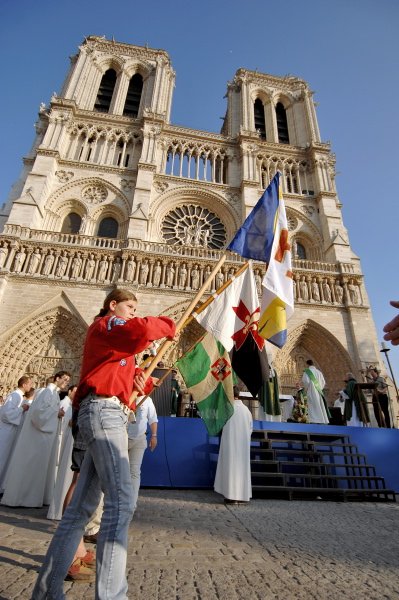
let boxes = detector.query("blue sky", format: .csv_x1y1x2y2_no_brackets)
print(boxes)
0,0,398,381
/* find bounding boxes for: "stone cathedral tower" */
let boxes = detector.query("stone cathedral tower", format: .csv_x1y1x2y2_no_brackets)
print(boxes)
0,36,387,411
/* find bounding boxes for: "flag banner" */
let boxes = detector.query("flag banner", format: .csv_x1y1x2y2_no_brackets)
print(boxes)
227,173,280,262
175,333,234,436
193,265,264,352
231,333,270,397
258,176,294,348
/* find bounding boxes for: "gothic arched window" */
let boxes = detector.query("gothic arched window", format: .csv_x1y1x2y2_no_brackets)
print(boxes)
61,212,81,234
254,99,266,140
123,73,143,117
276,102,289,144
296,242,306,259
98,217,118,238
94,69,117,113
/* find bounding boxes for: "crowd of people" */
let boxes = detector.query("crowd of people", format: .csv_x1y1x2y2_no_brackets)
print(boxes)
0,295,397,598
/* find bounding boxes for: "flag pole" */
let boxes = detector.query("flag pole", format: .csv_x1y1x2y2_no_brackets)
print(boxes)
134,333,206,412
127,253,227,409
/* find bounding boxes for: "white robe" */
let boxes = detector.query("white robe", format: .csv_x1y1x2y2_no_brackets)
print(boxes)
0,389,25,490
1,384,62,507
47,403,74,520
302,366,329,424
214,400,253,502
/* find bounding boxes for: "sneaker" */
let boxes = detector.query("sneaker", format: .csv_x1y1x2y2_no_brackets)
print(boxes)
83,532,98,545
65,558,95,582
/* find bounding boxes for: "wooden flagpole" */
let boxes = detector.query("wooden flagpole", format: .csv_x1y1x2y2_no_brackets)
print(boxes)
133,333,206,412
127,253,227,409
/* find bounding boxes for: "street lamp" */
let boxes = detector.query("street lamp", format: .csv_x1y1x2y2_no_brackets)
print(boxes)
380,342,399,427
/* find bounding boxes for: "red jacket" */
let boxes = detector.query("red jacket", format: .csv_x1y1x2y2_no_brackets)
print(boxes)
74,314,176,408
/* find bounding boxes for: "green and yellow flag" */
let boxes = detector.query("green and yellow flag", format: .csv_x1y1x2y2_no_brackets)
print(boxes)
175,333,234,435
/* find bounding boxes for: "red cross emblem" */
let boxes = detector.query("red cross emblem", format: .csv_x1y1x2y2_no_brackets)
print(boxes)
231,300,265,351
211,357,232,381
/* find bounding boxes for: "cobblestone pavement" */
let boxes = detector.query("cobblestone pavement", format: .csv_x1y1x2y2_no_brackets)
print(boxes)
0,489,399,600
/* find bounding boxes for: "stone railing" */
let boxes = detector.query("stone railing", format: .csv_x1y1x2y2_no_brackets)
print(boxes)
0,231,364,307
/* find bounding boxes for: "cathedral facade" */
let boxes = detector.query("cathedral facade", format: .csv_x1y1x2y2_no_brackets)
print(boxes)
0,36,386,408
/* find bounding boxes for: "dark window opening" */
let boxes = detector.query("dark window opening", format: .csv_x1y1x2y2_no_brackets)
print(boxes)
123,74,143,117
276,102,289,144
254,99,266,140
98,217,118,238
296,242,306,259
94,69,117,113
61,212,81,234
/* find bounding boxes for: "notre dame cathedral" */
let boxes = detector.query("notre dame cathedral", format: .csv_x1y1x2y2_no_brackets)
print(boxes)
0,36,388,410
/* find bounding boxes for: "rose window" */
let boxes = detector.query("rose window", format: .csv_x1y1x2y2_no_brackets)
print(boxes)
161,204,226,249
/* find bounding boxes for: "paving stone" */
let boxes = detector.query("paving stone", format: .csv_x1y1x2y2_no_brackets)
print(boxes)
0,490,398,599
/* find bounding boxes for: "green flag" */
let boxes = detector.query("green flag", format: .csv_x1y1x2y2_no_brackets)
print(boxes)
176,333,234,435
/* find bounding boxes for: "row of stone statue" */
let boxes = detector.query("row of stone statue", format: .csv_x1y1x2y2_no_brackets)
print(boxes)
293,274,362,305
0,242,362,304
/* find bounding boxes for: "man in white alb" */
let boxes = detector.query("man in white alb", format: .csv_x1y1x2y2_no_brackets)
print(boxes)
214,387,253,504
1,371,70,507
0,375,33,491
301,359,330,424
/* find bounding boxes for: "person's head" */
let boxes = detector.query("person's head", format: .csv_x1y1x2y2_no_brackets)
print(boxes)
96,289,138,320
345,372,355,382
171,369,178,379
17,375,33,393
233,385,240,399
53,371,71,391
24,388,35,401
306,359,314,366
157,361,165,368
68,385,78,400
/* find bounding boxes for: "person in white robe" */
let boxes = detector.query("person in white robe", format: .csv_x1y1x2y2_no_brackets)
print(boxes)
1,371,71,508
301,359,330,424
47,385,77,520
0,375,33,491
214,388,253,503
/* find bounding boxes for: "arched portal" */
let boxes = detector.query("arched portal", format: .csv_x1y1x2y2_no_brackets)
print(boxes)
0,307,87,390
274,319,357,400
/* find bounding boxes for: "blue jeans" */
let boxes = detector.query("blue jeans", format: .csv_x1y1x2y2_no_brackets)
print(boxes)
32,397,134,600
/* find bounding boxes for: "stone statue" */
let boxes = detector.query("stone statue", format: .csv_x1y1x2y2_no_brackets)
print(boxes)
125,257,135,282
42,251,55,276
254,269,262,295
84,253,96,281
0,243,8,269
191,265,199,290
152,261,162,287
182,226,192,246
335,282,344,304
166,263,175,287
71,253,83,279
322,279,332,303
348,280,360,305
202,229,210,247
111,257,122,283
299,276,309,302
215,269,224,290
139,260,149,285
293,279,297,300
97,257,108,282
27,249,41,275
13,248,26,273
55,251,68,277
178,263,187,288
311,278,320,302
193,224,202,247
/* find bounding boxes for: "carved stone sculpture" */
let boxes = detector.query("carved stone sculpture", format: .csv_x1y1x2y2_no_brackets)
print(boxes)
42,251,55,276
13,249,26,273
55,251,68,277
322,279,332,303
299,276,309,302
27,249,41,274
97,257,108,282
153,261,162,287
84,254,96,281
166,263,175,287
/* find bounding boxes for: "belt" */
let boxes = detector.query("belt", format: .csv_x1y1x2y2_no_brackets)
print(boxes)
88,394,136,420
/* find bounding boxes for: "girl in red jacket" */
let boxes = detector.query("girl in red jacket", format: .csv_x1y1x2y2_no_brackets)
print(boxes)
33,289,176,600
